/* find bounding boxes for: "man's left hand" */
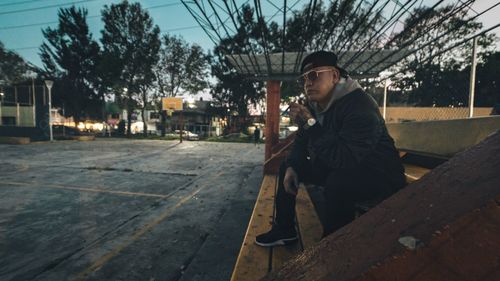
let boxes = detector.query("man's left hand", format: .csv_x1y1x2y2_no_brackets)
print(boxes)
289,102,313,126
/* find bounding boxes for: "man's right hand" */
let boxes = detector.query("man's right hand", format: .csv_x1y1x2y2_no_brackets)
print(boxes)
289,102,313,127
283,167,299,196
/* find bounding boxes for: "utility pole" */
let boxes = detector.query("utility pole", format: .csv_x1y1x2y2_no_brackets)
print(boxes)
468,37,478,118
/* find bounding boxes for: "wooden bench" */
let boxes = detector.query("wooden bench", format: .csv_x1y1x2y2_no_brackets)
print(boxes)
404,163,431,183
231,163,431,281
230,174,322,281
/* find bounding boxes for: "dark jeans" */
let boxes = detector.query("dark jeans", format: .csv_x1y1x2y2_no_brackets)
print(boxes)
275,161,398,236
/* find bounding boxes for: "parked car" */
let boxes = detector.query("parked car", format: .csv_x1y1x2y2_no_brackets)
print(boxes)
174,130,199,140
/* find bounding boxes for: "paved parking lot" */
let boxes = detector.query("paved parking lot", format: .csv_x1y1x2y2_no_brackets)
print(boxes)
0,139,264,281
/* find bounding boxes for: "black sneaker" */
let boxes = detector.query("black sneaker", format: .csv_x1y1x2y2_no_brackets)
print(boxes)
255,225,298,247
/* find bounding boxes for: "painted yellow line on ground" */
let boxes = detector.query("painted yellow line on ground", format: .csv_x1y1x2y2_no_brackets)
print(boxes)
74,170,224,280
0,164,29,175
1,181,169,199
75,186,203,280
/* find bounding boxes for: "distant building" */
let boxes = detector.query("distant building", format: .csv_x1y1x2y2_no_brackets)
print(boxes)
116,98,224,137
0,84,51,140
170,99,214,137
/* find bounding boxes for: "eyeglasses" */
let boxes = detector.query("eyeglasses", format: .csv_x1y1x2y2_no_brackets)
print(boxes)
298,69,334,85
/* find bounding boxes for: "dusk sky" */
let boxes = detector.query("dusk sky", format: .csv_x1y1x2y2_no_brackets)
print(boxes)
0,0,498,68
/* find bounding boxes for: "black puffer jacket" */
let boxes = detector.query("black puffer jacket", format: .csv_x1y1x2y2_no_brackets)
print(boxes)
285,88,406,188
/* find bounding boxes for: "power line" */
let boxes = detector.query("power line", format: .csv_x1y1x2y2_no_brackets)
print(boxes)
0,0,45,8
11,24,202,51
0,20,58,30
2,1,195,54
0,0,99,16
140,2,182,10
0,2,182,30
160,25,200,32
0,15,101,30
458,0,479,15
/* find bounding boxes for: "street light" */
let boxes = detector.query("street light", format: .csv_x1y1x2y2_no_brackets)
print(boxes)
44,80,54,141
0,91,4,126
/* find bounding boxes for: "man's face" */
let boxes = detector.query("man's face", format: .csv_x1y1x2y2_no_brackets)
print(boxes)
302,66,339,104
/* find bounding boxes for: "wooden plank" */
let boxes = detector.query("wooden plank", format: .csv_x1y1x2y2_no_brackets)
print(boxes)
295,185,323,250
404,163,431,183
230,175,277,281
272,185,323,270
271,241,301,271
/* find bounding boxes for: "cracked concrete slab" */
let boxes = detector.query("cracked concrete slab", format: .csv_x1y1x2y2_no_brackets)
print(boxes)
0,139,264,281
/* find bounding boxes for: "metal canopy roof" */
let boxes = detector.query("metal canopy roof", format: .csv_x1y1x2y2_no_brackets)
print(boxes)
181,0,499,84
225,49,412,81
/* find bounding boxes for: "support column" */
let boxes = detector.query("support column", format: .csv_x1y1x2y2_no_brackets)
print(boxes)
265,80,281,161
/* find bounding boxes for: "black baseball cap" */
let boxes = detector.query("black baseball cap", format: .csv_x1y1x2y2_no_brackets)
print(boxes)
300,51,349,77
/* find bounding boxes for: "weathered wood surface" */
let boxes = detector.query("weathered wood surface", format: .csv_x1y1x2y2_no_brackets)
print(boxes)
404,163,430,183
262,131,500,281
231,176,324,279
231,175,276,281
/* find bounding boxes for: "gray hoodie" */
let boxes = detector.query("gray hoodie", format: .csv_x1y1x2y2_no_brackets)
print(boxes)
310,77,362,125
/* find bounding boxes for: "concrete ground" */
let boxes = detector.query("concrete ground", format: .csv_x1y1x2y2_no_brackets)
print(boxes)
0,139,264,281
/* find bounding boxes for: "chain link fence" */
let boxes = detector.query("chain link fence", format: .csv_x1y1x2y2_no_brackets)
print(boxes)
381,106,494,123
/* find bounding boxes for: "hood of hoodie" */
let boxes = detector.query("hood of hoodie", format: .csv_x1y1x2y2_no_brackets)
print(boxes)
310,77,362,125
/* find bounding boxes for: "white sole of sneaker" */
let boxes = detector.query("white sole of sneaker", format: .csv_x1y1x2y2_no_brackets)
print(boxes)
254,237,298,247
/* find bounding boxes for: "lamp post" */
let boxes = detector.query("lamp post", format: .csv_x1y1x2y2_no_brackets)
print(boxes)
0,91,4,126
123,87,128,135
44,80,54,141
383,79,388,120
468,37,478,118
